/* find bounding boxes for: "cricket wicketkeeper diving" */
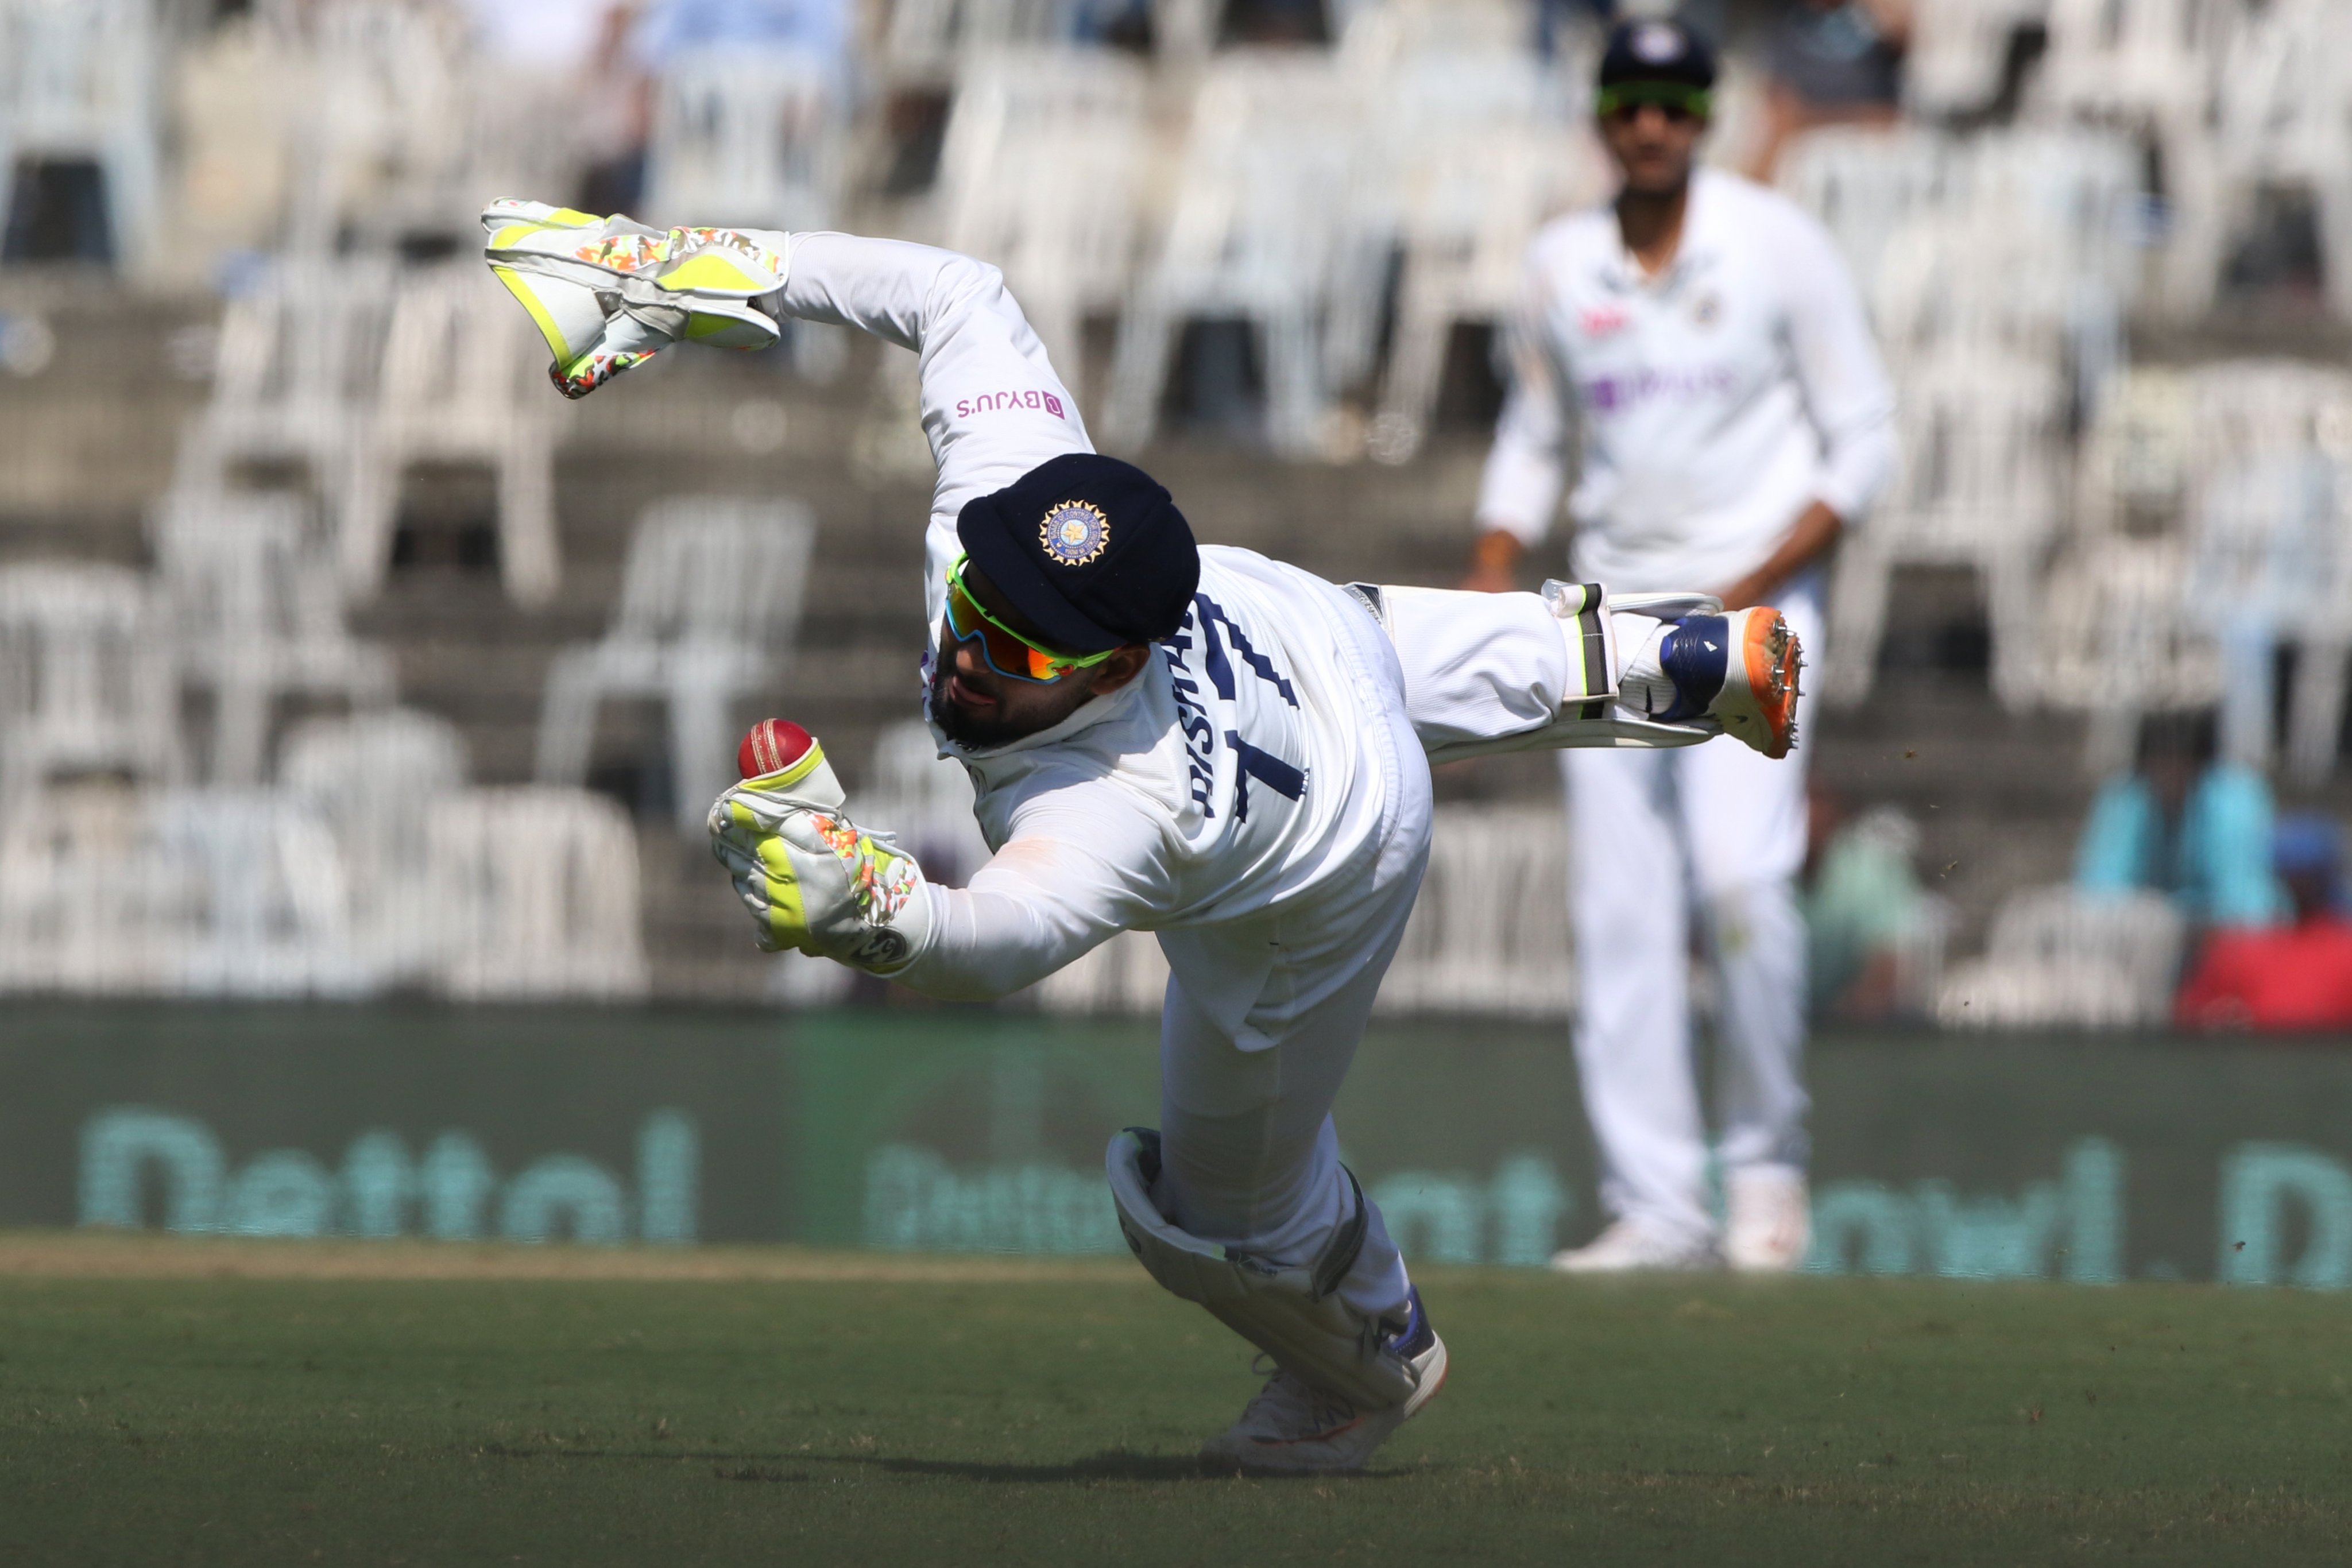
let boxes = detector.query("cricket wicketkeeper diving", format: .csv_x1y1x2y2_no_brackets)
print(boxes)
481,202,1802,1473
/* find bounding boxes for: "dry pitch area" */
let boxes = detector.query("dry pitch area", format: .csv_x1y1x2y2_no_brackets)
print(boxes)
2,1234,2347,1566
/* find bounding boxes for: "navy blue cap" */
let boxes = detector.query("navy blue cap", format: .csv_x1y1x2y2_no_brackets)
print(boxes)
1597,18,1717,92
956,452,1201,655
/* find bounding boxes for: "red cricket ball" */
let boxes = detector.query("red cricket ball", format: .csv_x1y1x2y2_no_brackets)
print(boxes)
737,718,814,781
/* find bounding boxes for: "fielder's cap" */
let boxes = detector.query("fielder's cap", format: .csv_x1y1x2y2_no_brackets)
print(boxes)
956,451,1200,655
1597,17,1717,93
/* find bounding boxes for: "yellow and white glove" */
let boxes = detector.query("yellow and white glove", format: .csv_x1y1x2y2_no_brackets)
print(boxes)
481,198,791,399
709,784,935,976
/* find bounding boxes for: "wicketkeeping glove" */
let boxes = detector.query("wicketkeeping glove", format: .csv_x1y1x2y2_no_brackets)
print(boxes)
709,783,935,976
481,198,791,399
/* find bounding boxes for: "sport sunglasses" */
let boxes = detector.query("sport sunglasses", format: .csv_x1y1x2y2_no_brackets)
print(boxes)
943,555,1119,684
1595,83,1712,123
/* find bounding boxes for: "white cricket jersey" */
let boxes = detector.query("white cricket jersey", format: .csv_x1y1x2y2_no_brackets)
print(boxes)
1475,168,1897,593
765,235,1410,1045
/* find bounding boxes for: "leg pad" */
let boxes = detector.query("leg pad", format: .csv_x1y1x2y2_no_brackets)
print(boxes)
1107,1128,1422,1411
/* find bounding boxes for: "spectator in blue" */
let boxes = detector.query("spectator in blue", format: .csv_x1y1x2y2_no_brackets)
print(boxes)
2075,711,2285,930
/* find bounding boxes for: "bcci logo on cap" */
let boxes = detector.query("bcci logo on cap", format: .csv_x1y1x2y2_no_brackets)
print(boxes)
1039,500,1110,566
1631,22,1684,63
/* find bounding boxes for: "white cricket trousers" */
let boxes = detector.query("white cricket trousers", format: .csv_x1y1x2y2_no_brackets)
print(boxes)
1561,579,1821,1245
1155,579,1622,1321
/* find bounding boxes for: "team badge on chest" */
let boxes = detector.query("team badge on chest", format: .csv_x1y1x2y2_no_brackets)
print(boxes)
1040,500,1111,566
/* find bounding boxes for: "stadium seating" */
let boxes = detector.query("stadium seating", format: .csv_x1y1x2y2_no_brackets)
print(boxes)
1363,47,1596,462
152,489,395,785
4,0,2347,1020
1101,51,1365,458
1375,806,1573,1019
0,562,181,806
287,0,476,255
1035,806,1575,1019
343,263,559,608
877,0,1093,88
279,708,468,984
0,0,163,269
643,47,850,380
644,47,847,235
1826,345,2068,710
1775,125,1955,297
853,719,992,889
424,786,648,1001
2161,0,2352,321
0,783,165,994
1900,0,2044,120
1936,885,2185,1029
935,47,1150,399
535,497,818,838
175,253,396,514
152,787,373,997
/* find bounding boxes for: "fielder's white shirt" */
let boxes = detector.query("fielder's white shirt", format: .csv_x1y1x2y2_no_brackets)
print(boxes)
767,235,1411,1045
1476,168,1897,593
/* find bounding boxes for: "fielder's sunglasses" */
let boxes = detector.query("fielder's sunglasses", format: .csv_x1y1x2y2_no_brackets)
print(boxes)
1596,83,1712,124
943,554,1119,684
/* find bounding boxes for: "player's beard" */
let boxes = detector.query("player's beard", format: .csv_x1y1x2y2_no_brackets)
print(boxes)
926,652,1031,751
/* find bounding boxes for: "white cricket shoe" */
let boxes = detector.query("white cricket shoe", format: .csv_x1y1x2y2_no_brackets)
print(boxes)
1199,1287,1448,1476
1619,606,1804,759
1724,1167,1812,1273
1549,1219,1723,1274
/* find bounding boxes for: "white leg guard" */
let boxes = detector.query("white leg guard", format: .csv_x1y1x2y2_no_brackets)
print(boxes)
1107,1128,1429,1414
1350,580,1724,765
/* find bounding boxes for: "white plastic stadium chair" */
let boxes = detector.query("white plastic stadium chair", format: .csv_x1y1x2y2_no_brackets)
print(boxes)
0,783,165,994
536,497,818,838
280,707,469,984
879,0,1090,87
0,562,182,806
1901,0,2049,121
937,47,1149,401
2150,0,2352,322
1360,48,1600,462
284,0,477,256
343,264,559,608
2074,366,2195,543
153,489,396,786
2035,534,2223,774
1376,806,1573,1020
174,253,397,513
1332,45,1571,416
1101,54,1365,458
0,0,161,269
1034,928,1171,1016
1773,125,1954,298
644,47,842,234
2172,361,2352,781
1827,347,2067,711
642,46,850,380
853,719,992,889
152,787,374,998
1936,885,2183,1031
2030,0,2221,321
425,786,649,1001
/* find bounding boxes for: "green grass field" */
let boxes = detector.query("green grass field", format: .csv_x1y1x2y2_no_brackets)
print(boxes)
2,1238,2347,1566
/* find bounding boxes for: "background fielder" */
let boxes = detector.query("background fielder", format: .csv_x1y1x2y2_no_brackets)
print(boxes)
1469,20,1897,1273
482,200,1800,1469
